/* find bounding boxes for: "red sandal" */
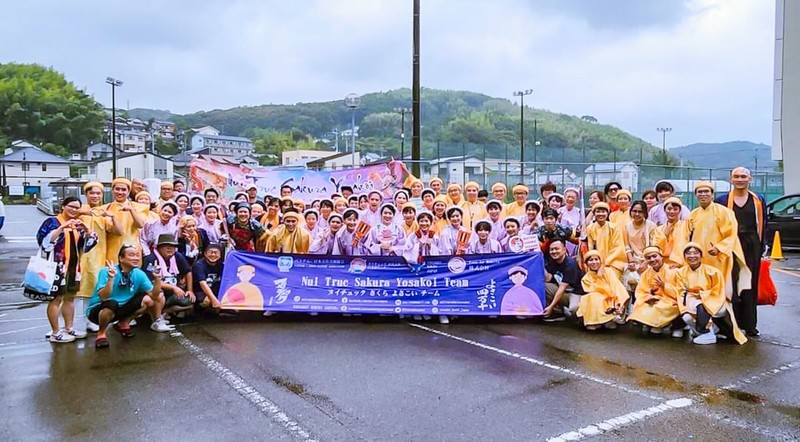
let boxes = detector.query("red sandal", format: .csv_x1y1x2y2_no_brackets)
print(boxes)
95,337,109,348
113,323,135,338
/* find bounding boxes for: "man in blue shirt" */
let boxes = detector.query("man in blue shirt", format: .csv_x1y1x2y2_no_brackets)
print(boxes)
543,239,585,322
87,244,173,349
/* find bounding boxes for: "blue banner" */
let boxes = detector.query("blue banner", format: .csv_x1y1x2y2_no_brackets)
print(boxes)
218,251,546,316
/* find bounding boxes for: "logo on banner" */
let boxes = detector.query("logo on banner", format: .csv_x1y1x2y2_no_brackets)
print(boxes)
274,278,290,303
447,257,467,274
349,258,367,274
277,256,294,272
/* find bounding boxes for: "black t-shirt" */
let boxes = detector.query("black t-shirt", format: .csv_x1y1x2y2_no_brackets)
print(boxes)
142,252,192,291
544,255,585,295
192,258,224,296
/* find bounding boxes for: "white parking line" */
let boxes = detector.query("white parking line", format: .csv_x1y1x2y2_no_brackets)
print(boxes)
407,322,662,400
0,324,49,336
169,330,318,442
721,357,800,390
547,398,693,442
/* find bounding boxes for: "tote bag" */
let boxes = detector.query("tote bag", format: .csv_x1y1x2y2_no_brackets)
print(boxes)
22,249,57,302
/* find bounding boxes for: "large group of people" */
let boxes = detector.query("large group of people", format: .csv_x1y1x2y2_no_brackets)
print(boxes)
36,164,767,349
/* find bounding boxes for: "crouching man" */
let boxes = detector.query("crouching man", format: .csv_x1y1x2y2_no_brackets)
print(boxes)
87,244,173,349
627,246,684,337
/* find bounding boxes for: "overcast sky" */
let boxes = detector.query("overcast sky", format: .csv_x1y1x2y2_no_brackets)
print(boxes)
1,0,775,147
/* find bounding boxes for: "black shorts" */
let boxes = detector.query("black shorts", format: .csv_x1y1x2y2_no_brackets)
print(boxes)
88,292,147,324
164,291,193,309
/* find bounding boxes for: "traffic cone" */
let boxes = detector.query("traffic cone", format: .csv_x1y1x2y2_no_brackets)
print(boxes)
770,231,785,261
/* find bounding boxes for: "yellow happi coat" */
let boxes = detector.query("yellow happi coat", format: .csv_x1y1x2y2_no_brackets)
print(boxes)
687,203,752,298
578,266,630,326
103,201,149,263
657,219,689,268
610,209,632,229
460,200,488,230
401,220,419,235
628,264,680,328
78,206,113,298
585,221,627,277
676,263,747,344
504,201,527,218
266,226,310,253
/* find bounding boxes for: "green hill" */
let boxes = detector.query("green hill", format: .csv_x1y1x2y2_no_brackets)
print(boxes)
671,141,778,172
131,88,671,165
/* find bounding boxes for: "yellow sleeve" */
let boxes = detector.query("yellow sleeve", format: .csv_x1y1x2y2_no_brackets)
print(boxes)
713,206,739,256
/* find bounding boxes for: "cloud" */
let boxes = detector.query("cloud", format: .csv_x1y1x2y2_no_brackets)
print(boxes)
0,0,775,147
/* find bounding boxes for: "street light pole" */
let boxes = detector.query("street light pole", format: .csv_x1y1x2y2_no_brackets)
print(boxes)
513,89,532,183
411,0,421,177
345,93,361,167
656,127,672,164
106,77,123,178
394,107,411,159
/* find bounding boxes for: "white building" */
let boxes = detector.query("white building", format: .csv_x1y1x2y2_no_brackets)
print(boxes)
0,144,72,196
774,0,800,193
583,162,640,192
83,152,174,182
282,150,360,169
190,132,254,157
113,130,147,153
85,142,118,160
426,155,485,185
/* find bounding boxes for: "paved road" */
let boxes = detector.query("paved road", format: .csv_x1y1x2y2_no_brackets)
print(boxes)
1,205,798,441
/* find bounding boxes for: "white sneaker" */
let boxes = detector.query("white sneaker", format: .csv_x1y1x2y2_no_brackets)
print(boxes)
129,319,138,327
614,315,626,325
263,311,275,317
438,315,450,324
49,329,76,343
45,330,53,339
65,328,87,339
693,332,717,345
150,318,175,332
586,325,600,331
86,321,100,332
650,327,663,335
605,321,618,330
671,329,685,338
422,315,431,320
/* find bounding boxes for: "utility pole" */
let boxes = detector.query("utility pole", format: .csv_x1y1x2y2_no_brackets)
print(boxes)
411,0,421,177
394,107,411,159
106,77,123,177
657,127,672,164
513,89,533,183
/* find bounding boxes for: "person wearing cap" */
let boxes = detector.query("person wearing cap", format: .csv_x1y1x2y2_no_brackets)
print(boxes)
142,233,195,319
484,200,507,243
173,180,186,193
446,183,463,206
558,188,582,230
610,189,633,227
223,202,266,252
246,184,259,204
302,209,321,238
333,209,369,255
402,211,442,263
191,243,225,311
491,182,507,203
362,191,383,227
408,178,425,208
105,178,147,263
429,177,444,195
584,202,627,279
177,215,209,265
141,201,180,256
466,220,502,254
421,188,436,211
519,200,542,234
604,181,623,212
158,181,174,205
309,213,344,254
461,181,487,230
431,195,450,235
199,204,222,243
504,184,530,217
677,243,747,345
648,180,690,226
189,195,205,221
627,246,683,337
543,239,585,322
78,182,122,310
266,210,310,253
686,181,751,304
714,167,767,337
578,250,629,330
547,193,564,211
439,206,471,255
656,197,690,268
500,265,544,316
174,193,191,218
366,203,406,256
500,217,521,252
393,190,410,224
399,203,419,235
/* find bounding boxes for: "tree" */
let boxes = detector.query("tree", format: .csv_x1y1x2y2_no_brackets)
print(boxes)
0,63,106,156
581,115,598,123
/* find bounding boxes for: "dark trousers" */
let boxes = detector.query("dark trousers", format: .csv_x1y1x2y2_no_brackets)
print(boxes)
732,232,761,332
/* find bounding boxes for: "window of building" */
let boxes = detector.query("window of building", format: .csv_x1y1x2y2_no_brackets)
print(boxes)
22,163,30,171
124,167,132,180
41,163,47,171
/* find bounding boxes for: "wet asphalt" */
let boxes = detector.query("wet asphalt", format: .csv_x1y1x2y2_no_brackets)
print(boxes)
1,205,798,441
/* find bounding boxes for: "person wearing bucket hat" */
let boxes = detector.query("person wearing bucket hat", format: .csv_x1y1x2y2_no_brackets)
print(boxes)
142,233,195,319
577,250,630,331
627,246,684,337
584,201,627,280
610,189,633,227
141,201,179,256
491,182,508,203
520,200,542,234
421,188,436,211
655,197,689,268
428,177,445,195
446,183,463,206
332,208,370,255
309,213,344,255
431,195,450,235
466,220,502,254
366,203,406,256
504,184,529,217
105,177,147,263
461,181,487,231
677,242,748,345
157,180,174,205
399,203,419,235
266,210,310,253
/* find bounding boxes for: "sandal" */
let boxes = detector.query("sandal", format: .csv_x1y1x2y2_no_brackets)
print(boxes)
95,337,109,349
113,323,136,338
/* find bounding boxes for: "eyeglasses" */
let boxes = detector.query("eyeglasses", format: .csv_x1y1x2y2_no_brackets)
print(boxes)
608,187,620,192
64,205,81,210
